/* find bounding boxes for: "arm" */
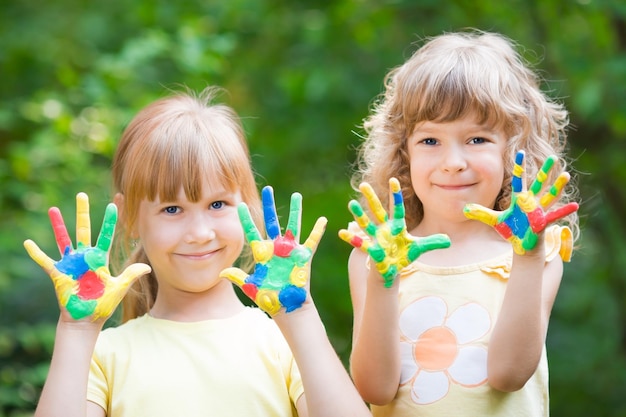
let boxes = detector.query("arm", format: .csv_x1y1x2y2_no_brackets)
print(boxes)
24,193,150,417
338,178,450,404
464,150,578,391
486,241,562,391
37,320,105,417
274,303,371,417
221,186,371,417
347,248,401,405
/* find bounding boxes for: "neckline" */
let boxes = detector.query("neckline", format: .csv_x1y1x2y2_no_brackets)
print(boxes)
402,249,513,276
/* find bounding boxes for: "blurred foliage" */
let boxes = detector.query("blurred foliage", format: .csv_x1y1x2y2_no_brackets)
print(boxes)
1,0,625,415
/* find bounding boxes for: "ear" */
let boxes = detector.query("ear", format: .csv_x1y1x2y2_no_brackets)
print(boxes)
113,193,138,239
113,192,125,216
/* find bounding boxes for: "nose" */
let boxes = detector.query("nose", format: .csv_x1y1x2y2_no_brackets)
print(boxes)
185,212,216,243
441,145,467,172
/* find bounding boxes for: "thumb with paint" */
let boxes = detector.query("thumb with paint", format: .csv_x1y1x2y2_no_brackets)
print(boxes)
24,192,151,323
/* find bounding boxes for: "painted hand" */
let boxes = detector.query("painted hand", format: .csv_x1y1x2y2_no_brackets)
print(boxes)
220,186,327,315
339,178,451,287
464,150,579,255
23,193,151,321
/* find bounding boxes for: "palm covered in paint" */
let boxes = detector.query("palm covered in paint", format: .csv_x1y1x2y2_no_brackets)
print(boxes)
220,186,327,315
464,150,579,255
24,193,150,321
339,178,451,287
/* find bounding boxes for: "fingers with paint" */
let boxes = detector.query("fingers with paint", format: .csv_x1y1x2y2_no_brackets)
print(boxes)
24,193,151,321
220,186,327,315
339,178,451,287
464,150,579,255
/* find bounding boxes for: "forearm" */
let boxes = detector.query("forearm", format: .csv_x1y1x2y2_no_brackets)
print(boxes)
488,249,550,391
350,271,400,405
35,319,101,417
273,305,371,417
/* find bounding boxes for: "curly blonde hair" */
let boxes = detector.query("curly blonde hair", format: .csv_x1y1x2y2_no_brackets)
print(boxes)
110,86,262,322
353,30,579,239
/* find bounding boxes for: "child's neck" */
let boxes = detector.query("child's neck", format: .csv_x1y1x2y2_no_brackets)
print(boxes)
149,280,245,322
412,219,510,267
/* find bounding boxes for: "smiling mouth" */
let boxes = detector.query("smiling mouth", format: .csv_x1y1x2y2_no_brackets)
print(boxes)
436,184,473,190
177,250,218,260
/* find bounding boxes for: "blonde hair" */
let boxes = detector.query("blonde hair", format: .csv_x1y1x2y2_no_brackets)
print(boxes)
111,86,262,322
354,30,579,238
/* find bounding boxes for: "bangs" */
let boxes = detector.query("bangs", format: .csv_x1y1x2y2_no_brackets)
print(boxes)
155,121,245,203
124,103,251,204
395,37,530,135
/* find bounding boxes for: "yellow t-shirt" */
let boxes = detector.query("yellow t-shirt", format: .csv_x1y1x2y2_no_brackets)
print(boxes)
88,307,302,416
371,225,571,417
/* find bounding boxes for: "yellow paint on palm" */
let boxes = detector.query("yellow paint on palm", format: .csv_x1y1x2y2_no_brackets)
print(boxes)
52,271,78,306
516,193,538,212
256,290,281,316
290,266,308,287
250,241,274,263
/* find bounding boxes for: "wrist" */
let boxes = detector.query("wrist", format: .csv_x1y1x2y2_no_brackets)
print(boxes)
56,315,105,335
272,300,319,324
517,232,546,259
271,302,331,353
368,264,399,290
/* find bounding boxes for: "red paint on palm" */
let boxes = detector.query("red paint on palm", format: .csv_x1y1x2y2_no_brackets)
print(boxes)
273,230,297,257
76,270,105,300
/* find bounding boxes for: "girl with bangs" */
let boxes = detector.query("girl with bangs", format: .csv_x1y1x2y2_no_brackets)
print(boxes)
339,30,580,416
25,87,371,417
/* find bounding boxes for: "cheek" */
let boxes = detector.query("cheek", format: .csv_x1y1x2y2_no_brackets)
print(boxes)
137,228,166,260
221,215,245,247
485,161,505,180
483,164,506,205
478,150,506,179
231,225,245,251
493,158,506,186
409,158,431,192
136,218,172,256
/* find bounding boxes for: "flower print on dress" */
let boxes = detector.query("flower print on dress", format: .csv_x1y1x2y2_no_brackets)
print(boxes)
399,296,491,405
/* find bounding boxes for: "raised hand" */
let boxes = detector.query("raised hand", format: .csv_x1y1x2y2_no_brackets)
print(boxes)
464,150,579,255
220,186,327,315
23,193,151,321
339,178,451,287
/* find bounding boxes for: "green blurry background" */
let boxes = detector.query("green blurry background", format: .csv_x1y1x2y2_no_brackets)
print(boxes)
1,0,625,415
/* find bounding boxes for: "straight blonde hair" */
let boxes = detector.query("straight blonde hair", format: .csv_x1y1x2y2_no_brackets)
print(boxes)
111,86,262,322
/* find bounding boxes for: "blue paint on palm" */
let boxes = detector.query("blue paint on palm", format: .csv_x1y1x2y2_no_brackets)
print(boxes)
278,285,307,312
503,205,530,236
55,247,89,279
246,263,268,287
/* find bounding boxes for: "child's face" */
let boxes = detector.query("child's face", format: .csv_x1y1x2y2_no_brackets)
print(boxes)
135,178,245,295
407,113,507,224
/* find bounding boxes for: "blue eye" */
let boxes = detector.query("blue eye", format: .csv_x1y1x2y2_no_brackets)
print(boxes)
470,137,487,144
421,138,438,145
164,206,179,214
210,201,225,210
